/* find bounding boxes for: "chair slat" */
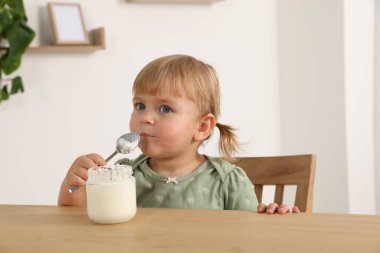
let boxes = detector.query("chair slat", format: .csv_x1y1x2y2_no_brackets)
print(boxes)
274,185,284,204
295,184,314,213
254,185,263,204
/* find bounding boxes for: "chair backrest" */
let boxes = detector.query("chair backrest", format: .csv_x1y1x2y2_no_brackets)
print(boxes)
231,154,316,213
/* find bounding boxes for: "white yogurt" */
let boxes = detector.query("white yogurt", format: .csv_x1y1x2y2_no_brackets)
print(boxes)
86,165,136,224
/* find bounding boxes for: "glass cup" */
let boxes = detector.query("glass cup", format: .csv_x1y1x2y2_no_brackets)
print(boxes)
86,164,136,224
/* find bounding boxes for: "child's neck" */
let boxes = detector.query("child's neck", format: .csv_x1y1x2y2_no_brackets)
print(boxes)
148,153,206,177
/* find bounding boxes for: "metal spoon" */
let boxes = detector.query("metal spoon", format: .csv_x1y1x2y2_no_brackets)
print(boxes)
68,132,140,193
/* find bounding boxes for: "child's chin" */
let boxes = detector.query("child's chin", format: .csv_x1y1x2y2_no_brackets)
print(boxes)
143,150,172,159
140,148,157,157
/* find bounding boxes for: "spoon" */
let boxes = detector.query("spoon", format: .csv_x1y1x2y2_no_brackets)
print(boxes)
68,132,140,193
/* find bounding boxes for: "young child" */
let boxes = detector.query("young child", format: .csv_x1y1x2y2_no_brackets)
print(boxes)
58,54,297,214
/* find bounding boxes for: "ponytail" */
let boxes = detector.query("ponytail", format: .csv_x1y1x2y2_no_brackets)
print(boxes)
215,122,240,160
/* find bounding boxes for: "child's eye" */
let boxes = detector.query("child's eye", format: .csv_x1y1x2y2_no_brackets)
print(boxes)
135,103,145,111
158,105,172,113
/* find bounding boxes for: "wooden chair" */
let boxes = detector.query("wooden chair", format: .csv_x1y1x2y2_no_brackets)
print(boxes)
232,154,316,213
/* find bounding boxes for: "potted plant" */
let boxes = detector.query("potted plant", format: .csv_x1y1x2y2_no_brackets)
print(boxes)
0,0,35,104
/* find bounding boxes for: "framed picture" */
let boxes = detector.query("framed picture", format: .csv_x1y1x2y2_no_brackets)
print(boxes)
47,3,90,45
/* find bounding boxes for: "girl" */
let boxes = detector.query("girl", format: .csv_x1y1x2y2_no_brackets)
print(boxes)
58,54,295,214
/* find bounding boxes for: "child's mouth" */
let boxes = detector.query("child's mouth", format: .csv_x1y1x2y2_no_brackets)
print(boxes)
140,132,154,138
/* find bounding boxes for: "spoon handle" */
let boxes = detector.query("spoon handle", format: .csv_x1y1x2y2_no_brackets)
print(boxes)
105,150,118,162
68,186,79,193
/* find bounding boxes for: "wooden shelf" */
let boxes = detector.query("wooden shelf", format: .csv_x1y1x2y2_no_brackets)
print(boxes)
127,0,223,3
27,27,105,53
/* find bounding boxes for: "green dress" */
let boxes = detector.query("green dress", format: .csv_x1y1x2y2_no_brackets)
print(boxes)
117,155,258,211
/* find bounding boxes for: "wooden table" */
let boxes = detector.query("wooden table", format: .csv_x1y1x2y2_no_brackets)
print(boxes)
0,205,379,253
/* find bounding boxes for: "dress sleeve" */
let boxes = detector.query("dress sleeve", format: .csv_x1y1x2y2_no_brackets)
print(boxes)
222,166,258,211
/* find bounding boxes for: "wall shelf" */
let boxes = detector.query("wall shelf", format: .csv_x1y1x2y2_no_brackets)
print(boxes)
127,0,223,3
27,28,105,53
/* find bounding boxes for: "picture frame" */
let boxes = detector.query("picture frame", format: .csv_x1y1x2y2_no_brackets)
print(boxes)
47,3,90,45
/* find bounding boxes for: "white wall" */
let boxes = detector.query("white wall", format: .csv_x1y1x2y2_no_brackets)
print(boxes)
344,0,376,214
0,0,281,205
277,0,378,214
375,0,380,214
277,0,349,213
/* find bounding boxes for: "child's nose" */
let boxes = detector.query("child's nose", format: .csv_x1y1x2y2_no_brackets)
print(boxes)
139,111,155,125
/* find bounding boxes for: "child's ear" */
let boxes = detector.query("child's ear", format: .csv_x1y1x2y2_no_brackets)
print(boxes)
194,113,216,141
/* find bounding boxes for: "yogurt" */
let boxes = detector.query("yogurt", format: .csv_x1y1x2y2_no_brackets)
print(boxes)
86,164,136,224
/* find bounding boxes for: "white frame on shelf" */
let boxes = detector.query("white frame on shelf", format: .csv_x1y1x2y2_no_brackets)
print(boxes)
47,2,90,45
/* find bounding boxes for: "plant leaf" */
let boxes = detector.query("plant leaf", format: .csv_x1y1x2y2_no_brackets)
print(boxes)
0,6,13,34
10,76,23,94
0,85,9,100
4,0,26,20
0,21,35,74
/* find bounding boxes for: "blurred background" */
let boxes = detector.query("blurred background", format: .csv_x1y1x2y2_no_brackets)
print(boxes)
0,0,378,214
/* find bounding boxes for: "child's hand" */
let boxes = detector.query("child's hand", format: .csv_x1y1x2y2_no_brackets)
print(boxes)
65,153,106,189
257,203,300,214
59,153,107,206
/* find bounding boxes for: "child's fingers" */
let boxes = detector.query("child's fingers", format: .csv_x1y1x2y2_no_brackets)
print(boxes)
66,167,88,184
257,203,267,213
85,153,107,167
66,154,102,187
72,167,89,181
266,203,279,214
76,158,96,170
75,154,105,169
278,204,290,214
258,203,297,214
67,172,86,188
292,206,300,213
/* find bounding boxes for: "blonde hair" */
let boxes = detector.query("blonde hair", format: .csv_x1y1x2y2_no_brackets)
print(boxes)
132,54,239,159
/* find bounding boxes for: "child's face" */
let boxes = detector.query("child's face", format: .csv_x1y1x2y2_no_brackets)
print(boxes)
130,93,202,159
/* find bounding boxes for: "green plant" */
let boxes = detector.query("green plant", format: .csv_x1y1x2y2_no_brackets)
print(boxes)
0,0,35,104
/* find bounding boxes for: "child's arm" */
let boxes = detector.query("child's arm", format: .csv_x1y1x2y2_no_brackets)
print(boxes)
58,153,106,206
